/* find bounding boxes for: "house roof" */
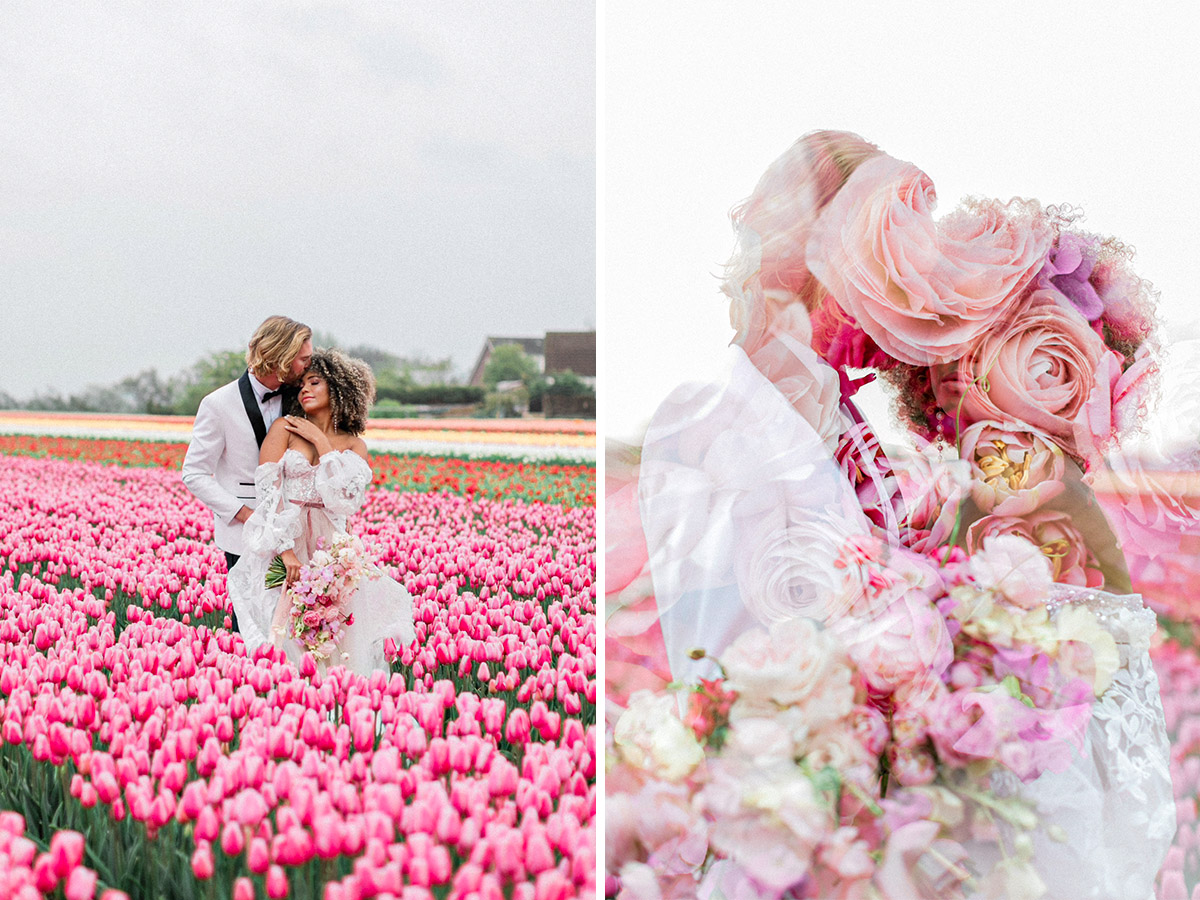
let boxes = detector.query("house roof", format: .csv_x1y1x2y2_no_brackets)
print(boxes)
544,331,596,377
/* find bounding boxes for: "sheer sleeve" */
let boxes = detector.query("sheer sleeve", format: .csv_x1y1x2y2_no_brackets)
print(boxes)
639,347,874,682
315,451,372,517
241,460,304,558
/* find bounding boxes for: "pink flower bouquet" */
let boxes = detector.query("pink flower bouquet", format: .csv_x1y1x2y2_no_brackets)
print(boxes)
266,533,378,662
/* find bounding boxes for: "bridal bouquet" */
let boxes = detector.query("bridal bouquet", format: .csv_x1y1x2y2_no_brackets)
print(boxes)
607,531,1115,899
265,533,377,662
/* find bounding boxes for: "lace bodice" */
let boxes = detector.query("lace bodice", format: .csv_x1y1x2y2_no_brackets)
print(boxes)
241,449,373,558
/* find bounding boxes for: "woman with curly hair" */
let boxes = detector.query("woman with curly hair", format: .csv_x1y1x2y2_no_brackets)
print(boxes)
227,348,415,675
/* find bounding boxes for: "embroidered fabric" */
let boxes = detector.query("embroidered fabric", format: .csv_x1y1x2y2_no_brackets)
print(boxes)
228,449,415,675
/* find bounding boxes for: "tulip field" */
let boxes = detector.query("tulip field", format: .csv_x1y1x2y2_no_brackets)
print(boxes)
0,436,596,899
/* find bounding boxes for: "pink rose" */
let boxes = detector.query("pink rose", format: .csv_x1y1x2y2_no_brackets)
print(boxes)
967,511,1103,588
938,292,1113,461
958,422,1065,516
806,154,1050,365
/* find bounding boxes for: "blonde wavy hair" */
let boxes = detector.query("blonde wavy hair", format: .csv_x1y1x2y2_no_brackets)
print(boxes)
246,316,312,382
723,130,880,350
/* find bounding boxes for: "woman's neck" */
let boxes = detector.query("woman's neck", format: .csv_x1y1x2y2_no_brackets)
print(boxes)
304,409,335,435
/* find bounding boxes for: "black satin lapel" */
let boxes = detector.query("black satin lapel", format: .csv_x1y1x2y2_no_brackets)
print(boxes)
237,370,268,447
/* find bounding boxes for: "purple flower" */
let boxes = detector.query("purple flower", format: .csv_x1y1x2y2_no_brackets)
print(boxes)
1036,232,1104,321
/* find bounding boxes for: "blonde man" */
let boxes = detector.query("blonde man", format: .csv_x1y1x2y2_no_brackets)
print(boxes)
182,316,313,631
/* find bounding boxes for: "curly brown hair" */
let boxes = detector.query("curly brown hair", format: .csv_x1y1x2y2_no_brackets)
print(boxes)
292,349,376,435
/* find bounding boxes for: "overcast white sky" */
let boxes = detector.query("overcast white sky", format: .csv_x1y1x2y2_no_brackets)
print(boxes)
602,1,1200,443
0,2,594,398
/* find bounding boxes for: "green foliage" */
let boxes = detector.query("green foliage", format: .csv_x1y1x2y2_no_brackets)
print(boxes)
545,371,594,397
482,344,540,391
376,385,485,406
172,350,249,416
369,399,419,419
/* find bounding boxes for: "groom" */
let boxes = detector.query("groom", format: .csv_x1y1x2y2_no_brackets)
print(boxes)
182,315,313,631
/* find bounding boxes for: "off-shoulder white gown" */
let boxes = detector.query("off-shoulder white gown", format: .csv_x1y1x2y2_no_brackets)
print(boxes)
227,448,415,675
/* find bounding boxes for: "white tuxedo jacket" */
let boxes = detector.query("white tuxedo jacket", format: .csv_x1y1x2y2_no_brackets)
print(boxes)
182,377,266,557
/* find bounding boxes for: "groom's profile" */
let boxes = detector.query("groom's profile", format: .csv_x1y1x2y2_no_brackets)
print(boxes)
182,315,313,631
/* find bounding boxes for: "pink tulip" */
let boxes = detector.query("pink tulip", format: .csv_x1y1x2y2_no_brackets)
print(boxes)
191,843,214,879
64,867,99,900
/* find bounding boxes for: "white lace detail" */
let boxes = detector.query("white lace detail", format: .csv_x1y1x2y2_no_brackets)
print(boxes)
241,457,303,556
1045,585,1158,661
226,447,414,674
312,450,372,518
969,587,1175,900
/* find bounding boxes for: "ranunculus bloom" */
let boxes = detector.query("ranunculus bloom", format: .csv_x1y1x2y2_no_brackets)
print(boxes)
942,292,1115,461
967,511,1104,588
722,618,854,743
958,422,1065,516
806,154,1050,365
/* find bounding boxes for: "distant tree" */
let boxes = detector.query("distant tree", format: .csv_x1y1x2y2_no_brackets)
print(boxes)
482,344,539,390
0,389,18,409
116,369,177,414
545,371,594,397
399,355,457,386
23,389,71,411
173,350,248,415
343,343,403,374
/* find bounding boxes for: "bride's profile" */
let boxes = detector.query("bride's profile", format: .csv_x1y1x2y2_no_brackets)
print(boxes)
227,348,415,676
606,131,1177,899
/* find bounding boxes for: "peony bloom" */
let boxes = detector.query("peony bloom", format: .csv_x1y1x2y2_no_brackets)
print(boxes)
806,154,1050,366
894,445,970,555
968,511,1104,588
941,291,1115,461
967,534,1055,610
959,422,1066,516
699,752,829,896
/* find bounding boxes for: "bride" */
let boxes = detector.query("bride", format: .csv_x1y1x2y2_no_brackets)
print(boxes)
610,131,1175,899
227,348,415,676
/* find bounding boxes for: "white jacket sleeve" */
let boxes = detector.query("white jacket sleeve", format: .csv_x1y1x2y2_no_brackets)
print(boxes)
314,451,372,517
181,394,244,524
241,461,304,557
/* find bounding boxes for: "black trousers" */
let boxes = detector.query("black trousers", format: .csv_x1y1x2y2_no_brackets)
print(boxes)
223,551,241,634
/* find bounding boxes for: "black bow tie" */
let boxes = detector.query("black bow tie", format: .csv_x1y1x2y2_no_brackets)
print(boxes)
261,388,283,402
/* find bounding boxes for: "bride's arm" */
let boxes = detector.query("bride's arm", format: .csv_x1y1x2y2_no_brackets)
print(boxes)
259,418,291,465
1050,459,1133,594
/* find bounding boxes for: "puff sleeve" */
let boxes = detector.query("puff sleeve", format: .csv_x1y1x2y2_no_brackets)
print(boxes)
241,460,305,557
314,451,372,518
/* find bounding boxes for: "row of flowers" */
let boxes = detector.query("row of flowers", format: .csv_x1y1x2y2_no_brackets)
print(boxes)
0,434,595,507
